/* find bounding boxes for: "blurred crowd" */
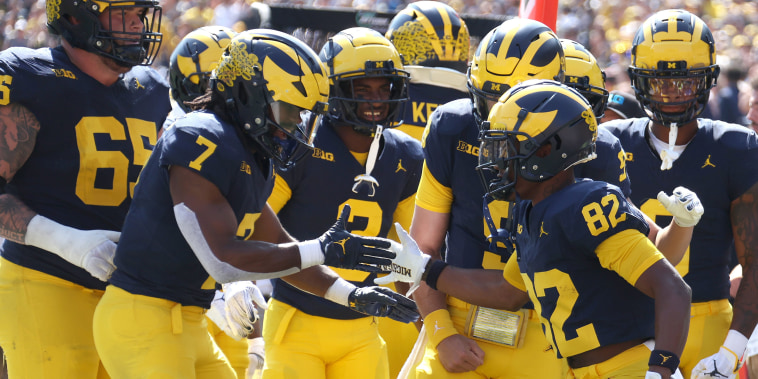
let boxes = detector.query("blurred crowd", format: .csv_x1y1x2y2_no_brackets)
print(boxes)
3,0,757,125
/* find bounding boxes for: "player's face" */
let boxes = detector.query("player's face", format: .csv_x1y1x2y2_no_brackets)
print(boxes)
747,91,758,132
99,6,146,44
647,77,703,113
351,77,392,123
269,101,307,135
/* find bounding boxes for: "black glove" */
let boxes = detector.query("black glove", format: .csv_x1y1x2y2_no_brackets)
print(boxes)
348,286,420,324
319,205,395,272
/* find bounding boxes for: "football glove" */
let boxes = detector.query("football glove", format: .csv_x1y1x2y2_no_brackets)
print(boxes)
206,290,233,337
657,186,704,228
24,215,119,281
348,286,420,324
305,205,395,272
692,330,748,379
374,223,431,295
222,281,267,340
245,337,265,379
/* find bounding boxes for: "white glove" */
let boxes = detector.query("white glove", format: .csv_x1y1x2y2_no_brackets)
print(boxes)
221,281,267,340
374,223,431,296
692,330,748,379
206,290,232,335
657,186,704,227
246,337,265,379
24,215,119,281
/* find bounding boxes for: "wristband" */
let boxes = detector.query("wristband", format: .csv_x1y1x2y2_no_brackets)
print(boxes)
724,329,749,361
423,309,459,349
648,349,680,374
423,260,448,290
297,239,324,269
248,336,265,355
324,278,356,306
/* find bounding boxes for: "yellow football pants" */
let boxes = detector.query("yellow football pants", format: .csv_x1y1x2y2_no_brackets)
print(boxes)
93,285,236,379
679,299,732,379
262,299,388,379
415,297,568,379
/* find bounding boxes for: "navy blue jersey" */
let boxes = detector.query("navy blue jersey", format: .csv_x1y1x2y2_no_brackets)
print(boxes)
0,46,170,290
109,111,275,308
394,66,468,141
575,127,631,198
419,98,512,270
512,181,653,358
605,118,758,302
272,120,423,319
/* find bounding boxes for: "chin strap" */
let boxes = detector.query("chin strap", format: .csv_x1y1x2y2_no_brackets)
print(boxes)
659,122,680,171
352,125,383,197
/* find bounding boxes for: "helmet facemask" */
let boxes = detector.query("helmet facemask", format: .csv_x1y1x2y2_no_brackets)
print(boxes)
47,0,163,67
329,60,409,136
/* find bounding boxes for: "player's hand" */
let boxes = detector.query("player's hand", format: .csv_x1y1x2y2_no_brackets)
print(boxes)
437,334,485,373
347,286,420,323
691,330,748,379
245,337,265,379
374,223,430,295
657,186,704,227
223,281,267,340
24,215,119,281
319,205,395,272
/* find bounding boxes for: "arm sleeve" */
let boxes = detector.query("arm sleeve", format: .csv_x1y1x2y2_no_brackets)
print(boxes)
415,162,453,213
502,252,527,292
267,175,292,214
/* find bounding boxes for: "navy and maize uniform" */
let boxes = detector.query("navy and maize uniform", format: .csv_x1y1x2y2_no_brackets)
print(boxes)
604,117,758,376
263,120,423,379
574,127,631,198
93,110,273,379
0,46,169,290
508,181,655,358
393,66,468,141
414,98,567,379
503,180,663,377
0,46,169,378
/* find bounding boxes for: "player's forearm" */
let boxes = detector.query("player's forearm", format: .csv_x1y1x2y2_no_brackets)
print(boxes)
435,266,525,310
413,282,449,318
652,222,692,266
731,261,758,337
652,278,691,356
730,183,758,336
0,193,36,243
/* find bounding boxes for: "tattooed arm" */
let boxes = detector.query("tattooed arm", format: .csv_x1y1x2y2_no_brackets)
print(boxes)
731,180,758,337
0,102,40,243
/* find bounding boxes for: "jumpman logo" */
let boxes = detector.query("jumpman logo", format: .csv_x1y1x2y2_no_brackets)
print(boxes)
702,155,716,168
134,78,146,90
434,320,442,335
704,359,729,378
659,353,672,363
332,238,349,253
396,159,406,173
539,222,548,237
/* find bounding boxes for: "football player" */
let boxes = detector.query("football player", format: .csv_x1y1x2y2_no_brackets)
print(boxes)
561,38,701,265
604,9,758,379
168,25,268,379
385,0,470,141
382,18,571,378
91,30,418,378
0,0,168,377
262,27,421,379
385,80,692,379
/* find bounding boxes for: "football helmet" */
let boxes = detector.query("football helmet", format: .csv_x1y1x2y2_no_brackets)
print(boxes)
385,1,470,73
467,18,564,127
629,9,720,126
170,26,236,112
211,29,330,169
320,27,410,136
561,39,609,120
477,80,597,200
46,0,163,67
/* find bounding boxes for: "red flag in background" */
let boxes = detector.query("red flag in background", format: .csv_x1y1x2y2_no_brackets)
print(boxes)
519,0,559,32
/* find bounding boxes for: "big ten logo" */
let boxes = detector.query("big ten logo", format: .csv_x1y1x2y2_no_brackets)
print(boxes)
411,101,441,125
456,140,479,157
312,148,334,162
53,68,76,79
